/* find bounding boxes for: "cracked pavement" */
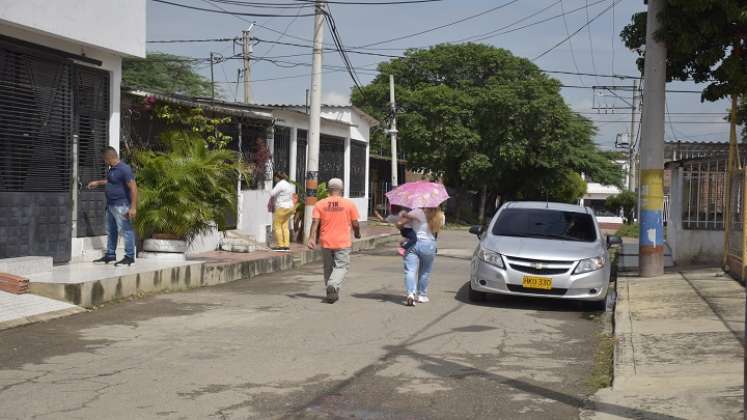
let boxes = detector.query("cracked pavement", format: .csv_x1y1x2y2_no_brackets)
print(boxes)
0,231,610,419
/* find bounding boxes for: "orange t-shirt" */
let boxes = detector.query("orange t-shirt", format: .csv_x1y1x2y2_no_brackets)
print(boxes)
312,196,360,249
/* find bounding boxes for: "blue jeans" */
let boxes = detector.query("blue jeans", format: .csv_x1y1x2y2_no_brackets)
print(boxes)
106,205,136,259
404,239,437,296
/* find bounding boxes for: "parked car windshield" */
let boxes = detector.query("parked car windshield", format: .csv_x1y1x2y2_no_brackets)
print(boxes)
492,208,597,242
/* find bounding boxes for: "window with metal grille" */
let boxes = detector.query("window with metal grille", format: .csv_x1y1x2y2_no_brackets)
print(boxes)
0,46,73,192
273,126,291,176
350,141,366,198
296,129,307,183
319,135,345,185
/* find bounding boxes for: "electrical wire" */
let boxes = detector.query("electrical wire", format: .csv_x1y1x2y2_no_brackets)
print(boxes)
152,0,318,16
354,0,523,48
560,0,585,86
533,0,621,61
292,0,444,4
584,0,601,86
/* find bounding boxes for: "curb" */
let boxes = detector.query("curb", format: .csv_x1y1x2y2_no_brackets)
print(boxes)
27,233,401,310
0,306,87,331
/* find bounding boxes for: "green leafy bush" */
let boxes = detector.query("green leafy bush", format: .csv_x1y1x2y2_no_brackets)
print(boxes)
133,131,244,243
605,191,637,224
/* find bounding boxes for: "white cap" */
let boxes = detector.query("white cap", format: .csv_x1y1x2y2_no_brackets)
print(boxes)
328,178,344,191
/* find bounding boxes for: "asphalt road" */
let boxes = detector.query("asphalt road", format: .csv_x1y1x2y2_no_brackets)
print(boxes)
0,231,605,420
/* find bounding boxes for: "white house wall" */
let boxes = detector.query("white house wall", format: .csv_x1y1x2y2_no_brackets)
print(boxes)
0,0,146,57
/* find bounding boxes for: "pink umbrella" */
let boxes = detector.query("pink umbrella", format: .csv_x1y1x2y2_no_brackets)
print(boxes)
385,181,450,209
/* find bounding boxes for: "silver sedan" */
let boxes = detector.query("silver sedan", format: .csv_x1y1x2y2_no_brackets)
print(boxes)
468,201,621,310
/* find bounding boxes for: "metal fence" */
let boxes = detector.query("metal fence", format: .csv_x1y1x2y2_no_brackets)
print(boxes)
681,157,728,230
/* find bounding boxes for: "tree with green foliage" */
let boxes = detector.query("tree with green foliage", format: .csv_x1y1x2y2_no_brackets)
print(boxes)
605,190,638,224
123,52,215,97
352,43,622,218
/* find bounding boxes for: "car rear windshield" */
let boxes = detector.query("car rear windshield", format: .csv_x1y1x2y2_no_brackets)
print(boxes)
492,208,597,242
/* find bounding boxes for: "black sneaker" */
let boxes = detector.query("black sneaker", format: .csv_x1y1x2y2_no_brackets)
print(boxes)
114,256,135,267
93,255,116,264
326,285,339,303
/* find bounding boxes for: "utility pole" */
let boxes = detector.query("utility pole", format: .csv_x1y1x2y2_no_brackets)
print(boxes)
388,74,399,188
242,24,254,104
629,79,638,191
638,0,667,277
209,52,215,101
303,0,325,242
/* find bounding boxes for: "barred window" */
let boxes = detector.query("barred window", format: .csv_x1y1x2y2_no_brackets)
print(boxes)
319,135,345,184
296,129,307,183
349,141,366,198
273,126,291,176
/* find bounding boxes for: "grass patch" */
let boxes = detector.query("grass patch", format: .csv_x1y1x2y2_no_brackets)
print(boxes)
588,332,615,390
615,223,639,238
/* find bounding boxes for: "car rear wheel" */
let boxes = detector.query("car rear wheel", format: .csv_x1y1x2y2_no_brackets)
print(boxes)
468,282,487,302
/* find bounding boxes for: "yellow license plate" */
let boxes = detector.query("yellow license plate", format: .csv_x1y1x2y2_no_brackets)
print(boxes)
522,276,553,290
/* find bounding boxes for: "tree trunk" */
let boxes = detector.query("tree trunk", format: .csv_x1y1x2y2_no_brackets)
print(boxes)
478,185,487,225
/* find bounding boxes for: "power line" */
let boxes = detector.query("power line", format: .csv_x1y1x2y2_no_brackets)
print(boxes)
533,0,620,61
147,37,239,44
152,0,318,16
355,0,523,48
293,0,444,4
584,0,601,86
559,0,585,86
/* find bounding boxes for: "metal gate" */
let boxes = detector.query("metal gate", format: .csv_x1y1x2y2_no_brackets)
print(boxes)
0,43,74,263
296,129,307,183
75,65,109,237
273,126,291,176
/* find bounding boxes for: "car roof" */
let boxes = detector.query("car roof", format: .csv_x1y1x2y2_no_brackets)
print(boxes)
503,201,590,214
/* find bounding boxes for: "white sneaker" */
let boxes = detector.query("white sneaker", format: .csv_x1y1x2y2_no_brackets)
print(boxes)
406,294,416,306
417,295,430,303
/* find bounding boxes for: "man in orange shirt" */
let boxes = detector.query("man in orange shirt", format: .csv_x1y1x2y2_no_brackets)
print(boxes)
307,178,361,303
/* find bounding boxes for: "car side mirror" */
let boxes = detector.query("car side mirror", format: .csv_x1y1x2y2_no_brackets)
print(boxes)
607,235,623,248
469,225,483,236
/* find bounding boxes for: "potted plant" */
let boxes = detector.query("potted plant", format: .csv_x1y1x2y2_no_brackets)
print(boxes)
133,130,247,257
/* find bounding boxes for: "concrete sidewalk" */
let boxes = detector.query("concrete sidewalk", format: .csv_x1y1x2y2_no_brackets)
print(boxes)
583,268,744,420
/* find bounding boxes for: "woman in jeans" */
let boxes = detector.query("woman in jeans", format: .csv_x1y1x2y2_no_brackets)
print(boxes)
397,207,445,306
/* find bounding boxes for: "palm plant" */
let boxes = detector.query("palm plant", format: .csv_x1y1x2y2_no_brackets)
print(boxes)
133,130,246,244
291,181,328,242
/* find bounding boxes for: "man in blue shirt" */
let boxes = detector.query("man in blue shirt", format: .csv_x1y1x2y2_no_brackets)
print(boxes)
87,147,138,266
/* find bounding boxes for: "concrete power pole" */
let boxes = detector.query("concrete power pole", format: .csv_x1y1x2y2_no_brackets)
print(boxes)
388,74,399,188
209,52,215,101
303,0,325,242
629,79,638,190
242,25,254,104
638,0,667,277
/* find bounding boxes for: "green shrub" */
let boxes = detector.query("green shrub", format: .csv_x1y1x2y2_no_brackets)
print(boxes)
133,131,244,243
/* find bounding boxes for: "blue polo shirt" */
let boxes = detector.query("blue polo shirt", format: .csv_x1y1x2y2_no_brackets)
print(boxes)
105,161,134,206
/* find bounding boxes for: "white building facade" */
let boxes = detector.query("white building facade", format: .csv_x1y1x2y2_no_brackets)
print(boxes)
0,1,146,262
237,105,377,244
579,160,629,226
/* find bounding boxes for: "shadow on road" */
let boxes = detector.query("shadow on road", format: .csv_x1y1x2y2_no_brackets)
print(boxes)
454,282,593,313
350,292,403,305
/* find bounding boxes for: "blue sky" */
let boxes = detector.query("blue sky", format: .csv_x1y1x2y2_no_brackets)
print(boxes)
146,0,732,150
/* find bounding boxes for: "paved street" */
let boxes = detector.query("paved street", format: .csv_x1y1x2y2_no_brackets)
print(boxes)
0,231,608,420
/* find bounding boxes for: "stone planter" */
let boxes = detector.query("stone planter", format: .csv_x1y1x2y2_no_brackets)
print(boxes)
141,238,188,261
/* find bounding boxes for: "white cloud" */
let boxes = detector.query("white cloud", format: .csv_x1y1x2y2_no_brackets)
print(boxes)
322,91,350,106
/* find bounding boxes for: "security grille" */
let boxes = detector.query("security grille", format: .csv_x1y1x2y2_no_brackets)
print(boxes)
0,42,74,262
296,129,307,183
350,141,366,198
319,135,345,184
273,126,291,176
75,65,110,237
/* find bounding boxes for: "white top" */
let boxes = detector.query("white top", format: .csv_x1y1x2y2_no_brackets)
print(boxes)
271,179,295,209
408,208,439,241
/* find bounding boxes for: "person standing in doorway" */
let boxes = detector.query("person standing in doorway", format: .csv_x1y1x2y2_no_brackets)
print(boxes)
270,171,295,252
87,147,138,266
398,207,444,306
307,178,361,303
